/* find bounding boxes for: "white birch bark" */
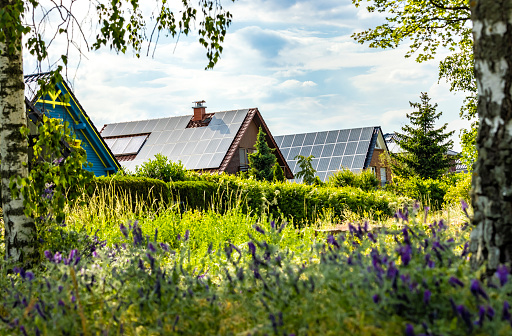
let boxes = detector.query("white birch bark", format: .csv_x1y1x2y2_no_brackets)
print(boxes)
0,36,38,266
469,0,512,273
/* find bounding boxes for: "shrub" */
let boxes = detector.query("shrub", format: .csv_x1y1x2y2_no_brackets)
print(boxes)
444,172,472,205
134,153,187,182
386,175,448,210
272,162,285,182
328,168,379,192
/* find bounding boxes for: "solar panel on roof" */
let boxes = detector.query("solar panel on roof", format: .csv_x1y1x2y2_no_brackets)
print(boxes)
311,158,319,170
161,143,175,157
356,140,370,155
131,121,148,135
180,156,191,167
314,131,328,145
317,158,330,172
209,116,223,126
217,138,233,153
141,119,159,133
349,128,362,141
123,135,148,154
135,143,152,160
209,152,225,167
100,125,114,137
352,155,367,169
110,137,131,154
143,132,160,147
220,111,236,124
344,142,357,155
178,129,194,143
195,139,210,155
198,153,213,168
175,116,191,130
328,156,342,171
326,130,339,144
309,144,322,158
325,171,335,181
332,142,346,156
205,139,221,153
337,129,349,142
182,141,198,155
300,146,313,157
232,110,248,124
281,135,294,148
274,136,284,148
171,143,184,156
152,118,170,132
187,155,201,170
116,122,136,136
360,127,374,140
321,143,335,158
292,133,305,147
210,124,230,136
287,160,296,172
303,133,316,146
280,148,290,160
103,138,116,148
288,147,301,160
317,172,327,181
341,155,354,169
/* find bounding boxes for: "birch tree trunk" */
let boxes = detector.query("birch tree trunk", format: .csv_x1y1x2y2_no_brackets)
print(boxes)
469,0,512,274
0,25,38,266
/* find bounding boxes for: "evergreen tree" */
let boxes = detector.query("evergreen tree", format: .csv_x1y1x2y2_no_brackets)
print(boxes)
391,92,455,180
272,162,285,182
248,127,276,182
294,155,316,185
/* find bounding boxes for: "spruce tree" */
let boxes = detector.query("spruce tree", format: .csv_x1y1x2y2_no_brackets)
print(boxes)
391,92,455,180
248,127,277,182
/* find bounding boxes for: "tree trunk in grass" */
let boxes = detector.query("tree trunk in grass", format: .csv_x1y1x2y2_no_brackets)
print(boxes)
0,24,38,267
469,0,512,273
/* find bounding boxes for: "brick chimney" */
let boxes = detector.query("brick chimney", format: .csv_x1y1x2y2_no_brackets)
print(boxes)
192,100,207,121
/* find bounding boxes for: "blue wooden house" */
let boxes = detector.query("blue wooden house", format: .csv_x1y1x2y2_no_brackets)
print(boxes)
24,73,120,176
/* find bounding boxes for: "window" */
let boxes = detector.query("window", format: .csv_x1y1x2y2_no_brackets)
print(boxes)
370,166,376,175
239,148,253,171
380,167,387,187
104,133,150,155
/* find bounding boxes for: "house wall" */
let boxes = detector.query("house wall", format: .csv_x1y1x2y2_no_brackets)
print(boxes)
368,148,392,185
224,120,259,174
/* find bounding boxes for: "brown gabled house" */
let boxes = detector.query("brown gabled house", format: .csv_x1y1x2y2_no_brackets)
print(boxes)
100,101,293,178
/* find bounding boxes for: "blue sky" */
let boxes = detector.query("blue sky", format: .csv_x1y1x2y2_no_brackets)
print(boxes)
24,0,470,151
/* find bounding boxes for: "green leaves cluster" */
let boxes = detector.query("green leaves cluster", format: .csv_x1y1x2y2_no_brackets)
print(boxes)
134,153,187,182
327,168,379,192
248,127,277,182
294,155,317,185
390,92,455,180
10,116,93,226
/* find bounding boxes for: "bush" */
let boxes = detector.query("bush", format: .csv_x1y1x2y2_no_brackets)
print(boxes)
386,175,448,210
444,172,472,205
327,168,379,192
134,153,187,182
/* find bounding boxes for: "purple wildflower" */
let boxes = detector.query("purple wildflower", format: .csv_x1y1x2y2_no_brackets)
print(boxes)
495,265,509,287
270,220,275,229
424,206,430,223
278,222,287,233
372,294,380,304
92,251,98,258
487,306,495,320
503,301,511,321
461,242,469,257
470,279,489,300
248,242,256,256
423,290,431,304
58,299,65,307
184,230,190,241
25,272,34,281
461,199,469,218
120,223,128,238
148,243,156,253
20,326,28,336
71,295,76,303
402,227,411,245
476,305,485,326
251,224,263,235
368,232,376,243
405,324,415,336
397,244,412,266
449,276,464,288
457,304,473,330
44,250,53,260
386,262,398,279
159,243,169,252
35,303,46,320
327,235,339,248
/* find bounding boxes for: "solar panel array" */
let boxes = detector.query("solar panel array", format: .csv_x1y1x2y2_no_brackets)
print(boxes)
101,109,249,172
274,127,377,182
103,134,149,156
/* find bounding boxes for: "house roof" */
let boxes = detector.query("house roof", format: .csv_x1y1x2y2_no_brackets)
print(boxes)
274,126,385,182
101,108,293,178
24,72,121,175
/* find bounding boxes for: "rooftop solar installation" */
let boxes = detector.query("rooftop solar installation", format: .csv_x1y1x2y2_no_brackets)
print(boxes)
274,126,378,182
102,109,249,172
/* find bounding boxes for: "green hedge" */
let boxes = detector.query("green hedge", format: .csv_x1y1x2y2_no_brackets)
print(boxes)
87,175,409,226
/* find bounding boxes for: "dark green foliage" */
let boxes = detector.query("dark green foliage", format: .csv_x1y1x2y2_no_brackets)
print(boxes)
134,153,187,182
294,155,316,185
272,162,285,182
248,127,277,182
391,93,455,180
386,176,449,210
328,168,378,192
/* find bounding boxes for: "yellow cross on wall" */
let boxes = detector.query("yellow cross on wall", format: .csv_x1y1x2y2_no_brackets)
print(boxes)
37,90,71,109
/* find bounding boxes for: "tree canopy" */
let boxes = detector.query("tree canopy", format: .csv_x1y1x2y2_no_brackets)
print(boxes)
391,92,455,180
248,127,277,182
